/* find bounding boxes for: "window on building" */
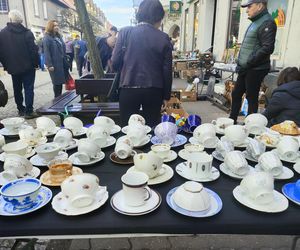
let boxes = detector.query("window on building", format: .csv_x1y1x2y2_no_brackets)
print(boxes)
0,0,9,13
227,0,241,49
193,1,200,50
184,9,189,52
43,1,47,19
34,0,39,16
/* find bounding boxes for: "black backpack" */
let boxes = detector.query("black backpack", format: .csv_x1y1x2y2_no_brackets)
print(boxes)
0,80,8,107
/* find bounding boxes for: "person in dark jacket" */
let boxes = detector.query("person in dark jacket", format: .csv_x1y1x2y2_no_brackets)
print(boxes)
263,67,300,126
111,0,173,127
96,35,116,71
229,0,277,123
43,20,68,97
0,10,39,119
73,35,87,77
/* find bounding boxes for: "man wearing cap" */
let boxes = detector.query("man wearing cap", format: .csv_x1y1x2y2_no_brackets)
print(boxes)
229,0,277,123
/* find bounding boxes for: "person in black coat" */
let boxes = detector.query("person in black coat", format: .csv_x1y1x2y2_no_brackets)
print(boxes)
0,10,39,119
111,0,173,127
263,67,300,126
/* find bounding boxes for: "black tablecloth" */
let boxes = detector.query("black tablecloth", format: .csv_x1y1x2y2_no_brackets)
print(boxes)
1,131,299,237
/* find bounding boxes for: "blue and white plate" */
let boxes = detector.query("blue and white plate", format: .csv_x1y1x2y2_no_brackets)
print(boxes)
166,187,222,218
151,134,187,148
0,186,52,216
282,183,300,206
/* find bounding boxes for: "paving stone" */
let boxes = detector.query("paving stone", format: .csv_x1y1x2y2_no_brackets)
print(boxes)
90,238,130,250
130,236,171,250
68,239,90,250
0,239,16,248
46,239,72,250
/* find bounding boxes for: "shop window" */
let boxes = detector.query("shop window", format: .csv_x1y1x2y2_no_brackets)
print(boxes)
0,0,9,13
34,0,39,17
43,1,48,19
227,0,241,49
193,1,200,50
184,9,189,51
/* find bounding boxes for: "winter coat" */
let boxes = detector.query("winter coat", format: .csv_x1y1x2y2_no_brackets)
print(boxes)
0,23,39,75
43,33,67,85
263,80,300,126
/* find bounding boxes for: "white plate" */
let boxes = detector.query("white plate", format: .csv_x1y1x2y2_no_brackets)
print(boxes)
219,163,255,180
233,185,289,213
151,134,187,148
68,151,105,166
254,164,294,180
166,187,222,218
127,164,174,185
44,127,60,137
271,149,300,164
121,125,152,134
0,186,52,216
0,149,36,162
72,127,88,137
0,125,31,137
63,139,78,151
242,150,259,163
30,151,68,167
175,162,220,182
110,189,161,216
110,125,121,135
0,167,41,186
101,136,116,149
162,150,177,163
212,151,224,162
189,137,219,149
52,187,108,216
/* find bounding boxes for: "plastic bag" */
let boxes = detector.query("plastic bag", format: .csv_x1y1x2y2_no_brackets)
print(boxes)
65,75,75,91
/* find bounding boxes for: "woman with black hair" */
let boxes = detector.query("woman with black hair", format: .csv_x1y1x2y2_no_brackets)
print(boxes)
111,0,173,127
263,67,300,126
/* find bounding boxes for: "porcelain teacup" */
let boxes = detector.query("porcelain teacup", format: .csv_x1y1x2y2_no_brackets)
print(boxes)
48,159,73,184
94,116,115,133
121,171,152,207
224,125,249,146
36,117,56,135
2,141,30,156
128,114,146,126
184,143,204,155
19,127,44,146
61,173,100,208
277,136,299,161
216,137,234,158
240,172,274,205
246,138,266,160
63,117,84,135
127,124,148,146
76,138,102,163
212,117,234,132
115,141,134,159
154,122,178,145
224,151,249,176
2,154,32,181
0,117,24,132
53,128,73,148
187,152,213,179
35,142,61,162
258,151,283,176
245,113,268,135
87,125,109,148
0,135,5,149
193,123,216,146
133,153,165,179
151,144,171,160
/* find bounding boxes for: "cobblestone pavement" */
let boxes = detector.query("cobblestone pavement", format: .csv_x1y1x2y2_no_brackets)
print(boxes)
0,70,299,250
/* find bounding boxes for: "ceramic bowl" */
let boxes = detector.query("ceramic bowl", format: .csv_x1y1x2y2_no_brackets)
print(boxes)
35,142,61,162
1,117,24,132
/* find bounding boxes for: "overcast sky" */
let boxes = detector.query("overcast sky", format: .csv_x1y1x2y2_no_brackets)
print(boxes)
94,0,134,28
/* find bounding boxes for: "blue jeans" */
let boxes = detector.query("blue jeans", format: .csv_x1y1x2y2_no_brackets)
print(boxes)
40,53,45,70
11,69,36,114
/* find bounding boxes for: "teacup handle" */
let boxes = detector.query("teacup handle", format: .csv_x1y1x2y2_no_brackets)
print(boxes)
144,186,152,202
26,146,33,154
131,150,137,156
211,120,217,125
158,166,166,177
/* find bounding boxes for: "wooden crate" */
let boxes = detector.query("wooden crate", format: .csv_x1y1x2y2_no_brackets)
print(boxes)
175,62,187,71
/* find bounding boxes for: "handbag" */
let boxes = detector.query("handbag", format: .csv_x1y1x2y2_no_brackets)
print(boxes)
0,80,8,107
65,75,75,91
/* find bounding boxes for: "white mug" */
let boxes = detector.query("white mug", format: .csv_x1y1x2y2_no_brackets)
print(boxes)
187,152,213,179
258,151,283,176
277,136,299,161
224,151,249,176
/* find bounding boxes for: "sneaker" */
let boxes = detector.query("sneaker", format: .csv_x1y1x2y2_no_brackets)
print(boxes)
24,111,40,119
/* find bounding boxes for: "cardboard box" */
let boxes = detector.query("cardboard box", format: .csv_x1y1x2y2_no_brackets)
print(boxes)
165,108,189,118
180,90,197,102
166,97,182,109
176,62,187,71
186,69,201,77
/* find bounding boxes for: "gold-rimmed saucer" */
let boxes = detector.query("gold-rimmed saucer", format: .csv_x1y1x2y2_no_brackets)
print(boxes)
110,149,143,165
40,167,83,186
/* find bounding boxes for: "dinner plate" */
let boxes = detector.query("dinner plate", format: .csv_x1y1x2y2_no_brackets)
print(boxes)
0,167,41,186
0,186,52,216
121,125,152,135
175,162,220,182
127,164,174,185
188,137,219,149
0,149,36,162
30,152,68,167
151,134,187,148
254,164,294,180
110,189,161,216
166,187,222,218
219,163,255,180
271,149,300,164
211,151,224,162
233,185,289,213
52,187,108,216
282,183,300,206
69,151,105,166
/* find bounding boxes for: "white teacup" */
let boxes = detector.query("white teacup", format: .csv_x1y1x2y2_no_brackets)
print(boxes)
0,135,6,149
61,173,100,208
94,116,115,133
224,125,249,146
212,117,234,132
240,172,274,205
151,144,171,159
127,124,148,146
277,136,299,161
2,141,29,156
133,153,164,179
193,123,216,146
2,154,32,180
19,127,43,146
54,128,73,148
128,114,146,126
63,117,84,135
76,138,101,163
87,125,109,148
187,152,213,179
245,113,268,135
1,117,24,132
216,137,234,158
258,151,283,176
121,171,151,207
246,138,266,160
224,151,249,176
116,137,134,148
115,142,133,159
35,142,61,162
36,117,56,135
184,143,204,154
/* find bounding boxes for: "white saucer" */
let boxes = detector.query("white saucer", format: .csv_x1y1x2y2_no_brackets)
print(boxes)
110,189,161,216
0,149,36,162
189,137,219,149
72,127,88,137
212,151,224,162
121,125,152,135
233,185,289,213
175,162,220,182
166,187,222,218
293,164,300,174
0,186,52,216
44,127,60,137
0,167,41,186
30,151,68,167
110,125,121,135
271,149,300,164
101,136,116,149
162,150,177,163
254,164,294,180
242,150,259,163
0,125,31,137
52,186,108,216
69,151,105,166
63,139,78,151
20,137,48,147
127,164,174,185
219,163,255,180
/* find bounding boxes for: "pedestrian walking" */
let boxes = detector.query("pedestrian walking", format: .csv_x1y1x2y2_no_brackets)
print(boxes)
73,35,87,77
43,20,68,98
37,35,45,71
65,36,74,72
0,9,39,119
229,0,277,123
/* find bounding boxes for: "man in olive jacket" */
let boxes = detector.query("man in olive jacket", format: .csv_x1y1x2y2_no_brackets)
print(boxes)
229,0,277,123
0,10,39,119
